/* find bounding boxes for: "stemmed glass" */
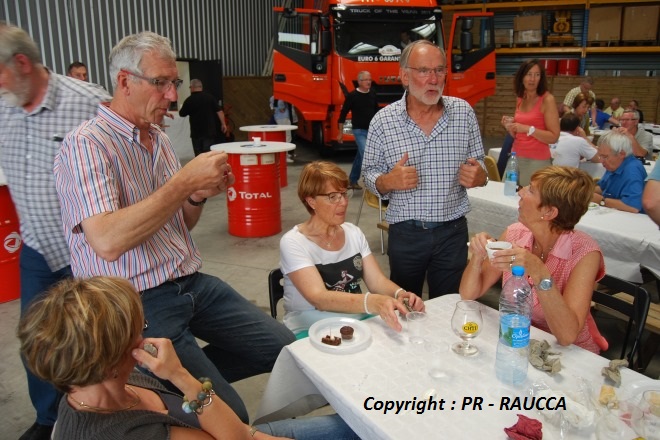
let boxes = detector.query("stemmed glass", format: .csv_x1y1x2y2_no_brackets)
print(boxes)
451,300,483,356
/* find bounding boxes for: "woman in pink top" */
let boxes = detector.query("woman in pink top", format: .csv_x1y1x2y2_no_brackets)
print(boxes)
502,60,560,186
460,166,607,354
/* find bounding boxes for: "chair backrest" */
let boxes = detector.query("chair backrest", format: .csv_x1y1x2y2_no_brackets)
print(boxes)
268,268,285,319
592,274,650,369
484,155,501,182
364,189,386,212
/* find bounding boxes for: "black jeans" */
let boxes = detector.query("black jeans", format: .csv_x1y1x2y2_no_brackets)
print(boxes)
388,217,468,299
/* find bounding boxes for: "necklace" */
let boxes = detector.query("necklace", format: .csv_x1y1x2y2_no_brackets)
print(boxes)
67,385,141,413
324,226,337,248
533,240,555,262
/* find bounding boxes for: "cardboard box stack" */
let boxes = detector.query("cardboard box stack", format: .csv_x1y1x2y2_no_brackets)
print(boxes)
495,29,513,47
514,15,543,45
622,5,660,42
588,6,622,43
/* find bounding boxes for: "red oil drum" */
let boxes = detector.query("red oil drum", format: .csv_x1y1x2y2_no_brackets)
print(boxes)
539,59,557,76
241,125,296,188
0,185,22,303
557,59,579,76
226,152,282,237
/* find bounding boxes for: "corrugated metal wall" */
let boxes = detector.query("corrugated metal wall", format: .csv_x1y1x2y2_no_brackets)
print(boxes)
1,0,283,91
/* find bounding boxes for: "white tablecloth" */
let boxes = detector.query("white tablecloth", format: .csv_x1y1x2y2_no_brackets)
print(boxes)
489,148,655,179
488,147,502,162
161,111,194,162
255,295,657,439
466,181,660,283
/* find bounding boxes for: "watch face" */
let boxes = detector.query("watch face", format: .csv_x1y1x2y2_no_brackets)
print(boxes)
539,278,552,290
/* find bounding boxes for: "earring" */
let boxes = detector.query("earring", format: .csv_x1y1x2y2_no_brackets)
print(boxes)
541,215,544,220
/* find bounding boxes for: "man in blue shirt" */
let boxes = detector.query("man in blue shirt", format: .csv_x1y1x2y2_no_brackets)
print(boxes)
592,130,647,213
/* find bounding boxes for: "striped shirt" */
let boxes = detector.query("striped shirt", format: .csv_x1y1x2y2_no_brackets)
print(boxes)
0,70,110,271
362,94,485,224
54,103,202,291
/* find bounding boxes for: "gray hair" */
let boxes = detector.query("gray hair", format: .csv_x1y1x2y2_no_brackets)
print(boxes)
190,78,202,88
0,21,42,65
109,31,176,89
399,40,445,69
621,109,640,121
357,71,370,81
598,130,632,157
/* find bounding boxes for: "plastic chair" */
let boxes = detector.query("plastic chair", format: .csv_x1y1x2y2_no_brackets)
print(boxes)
354,189,388,254
592,274,650,371
268,268,284,319
484,155,501,182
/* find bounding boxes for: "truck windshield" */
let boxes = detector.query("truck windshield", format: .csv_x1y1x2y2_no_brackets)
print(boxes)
335,19,439,57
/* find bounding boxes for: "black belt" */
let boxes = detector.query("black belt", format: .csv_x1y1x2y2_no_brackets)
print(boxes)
402,218,462,230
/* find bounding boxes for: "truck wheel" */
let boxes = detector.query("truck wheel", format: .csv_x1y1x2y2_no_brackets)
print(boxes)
313,122,333,158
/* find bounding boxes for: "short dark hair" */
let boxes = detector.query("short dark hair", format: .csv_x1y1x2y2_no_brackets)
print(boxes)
513,59,548,98
67,61,86,74
560,113,580,132
595,98,604,110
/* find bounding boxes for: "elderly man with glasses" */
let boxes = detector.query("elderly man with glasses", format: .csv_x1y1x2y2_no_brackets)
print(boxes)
591,130,647,213
617,109,654,160
362,40,488,299
54,32,295,424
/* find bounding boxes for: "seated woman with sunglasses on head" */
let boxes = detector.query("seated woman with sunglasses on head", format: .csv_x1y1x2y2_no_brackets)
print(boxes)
280,161,425,336
18,276,359,440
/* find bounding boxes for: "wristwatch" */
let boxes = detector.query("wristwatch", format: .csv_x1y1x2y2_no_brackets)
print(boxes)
538,278,553,291
527,125,536,137
599,198,606,207
481,173,489,187
187,196,207,206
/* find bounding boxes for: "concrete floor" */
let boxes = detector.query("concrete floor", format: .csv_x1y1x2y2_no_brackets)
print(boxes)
2,136,658,439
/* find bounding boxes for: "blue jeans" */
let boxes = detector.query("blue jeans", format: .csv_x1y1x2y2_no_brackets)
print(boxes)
256,414,359,440
349,128,368,184
20,245,72,426
388,217,468,299
140,272,295,423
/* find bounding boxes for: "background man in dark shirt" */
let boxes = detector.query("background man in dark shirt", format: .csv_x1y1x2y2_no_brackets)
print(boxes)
179,78,227,156
338,70,379,189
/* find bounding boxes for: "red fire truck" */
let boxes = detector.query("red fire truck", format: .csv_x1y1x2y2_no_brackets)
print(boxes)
272,0,496,156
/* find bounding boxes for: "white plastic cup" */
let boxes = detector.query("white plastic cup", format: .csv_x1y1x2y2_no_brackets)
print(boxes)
252,136,262,146
486,241,512,260
406,311,427,345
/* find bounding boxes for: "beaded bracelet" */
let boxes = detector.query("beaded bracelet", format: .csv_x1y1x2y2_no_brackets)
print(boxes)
182,377,215,415
394,287,404,299
363,292,371,314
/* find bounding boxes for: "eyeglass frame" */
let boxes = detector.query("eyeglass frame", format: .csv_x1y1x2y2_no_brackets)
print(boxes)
316,190,353,204
405,66,448,77
121,69,183,92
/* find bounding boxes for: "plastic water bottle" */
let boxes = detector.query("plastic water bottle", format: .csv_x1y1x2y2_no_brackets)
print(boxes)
503,152,518,196
495,265,532,386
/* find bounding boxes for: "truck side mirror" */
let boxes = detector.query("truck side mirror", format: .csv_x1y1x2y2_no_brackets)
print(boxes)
461,31,473,52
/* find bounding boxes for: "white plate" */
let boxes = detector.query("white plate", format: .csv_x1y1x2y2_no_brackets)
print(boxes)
308,317,372,355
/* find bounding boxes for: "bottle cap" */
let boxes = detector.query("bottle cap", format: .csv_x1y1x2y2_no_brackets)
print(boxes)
511,265,525,276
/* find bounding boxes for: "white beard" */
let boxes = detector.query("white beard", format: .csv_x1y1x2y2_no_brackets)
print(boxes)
0,89,24,107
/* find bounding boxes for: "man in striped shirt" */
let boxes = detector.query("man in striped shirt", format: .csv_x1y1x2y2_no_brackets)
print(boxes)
54,32,295,424
0,22,111,440
362,40,488,299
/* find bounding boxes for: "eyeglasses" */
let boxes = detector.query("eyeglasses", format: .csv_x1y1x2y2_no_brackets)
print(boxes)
317,190,353,204
121,69,183,92
406,66,447,77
